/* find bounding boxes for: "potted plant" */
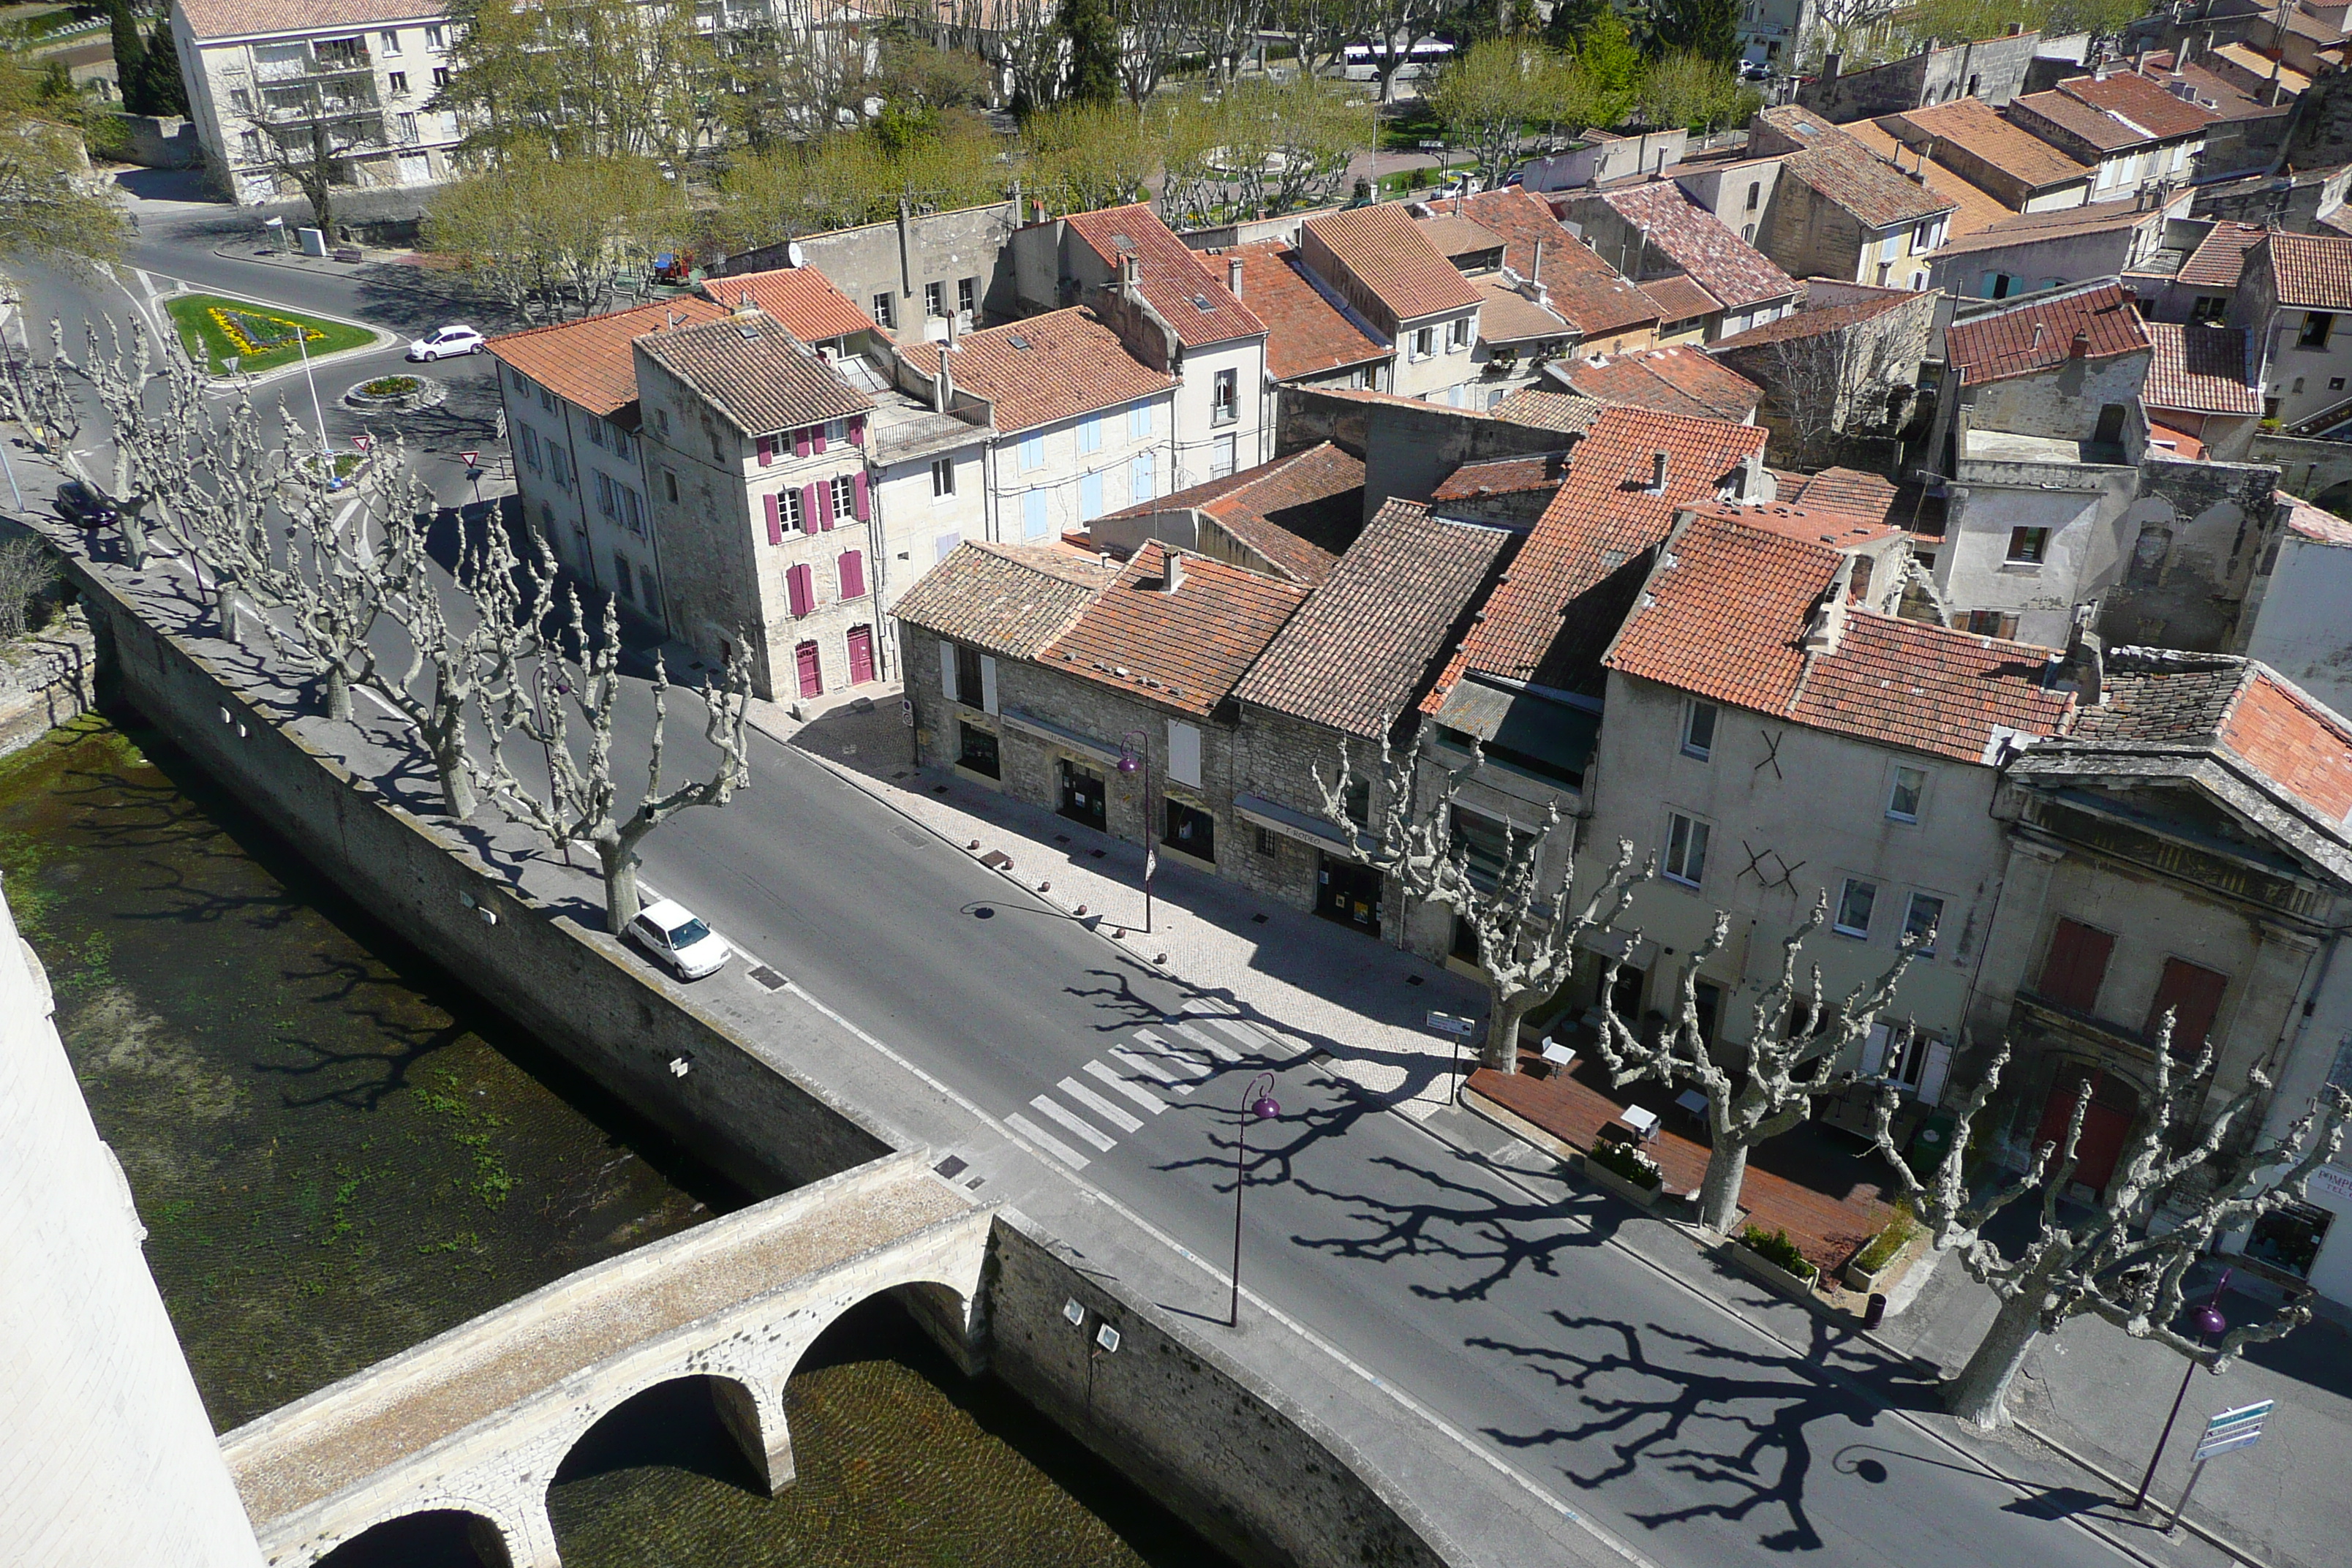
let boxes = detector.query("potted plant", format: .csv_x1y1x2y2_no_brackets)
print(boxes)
1843,1202,1920,1294
1729,1224,1820,1301
1582,1136,1665,1210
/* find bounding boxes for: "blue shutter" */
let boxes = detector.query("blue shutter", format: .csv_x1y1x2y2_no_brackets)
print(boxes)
1022,491,1049,538
1079,472,1104,521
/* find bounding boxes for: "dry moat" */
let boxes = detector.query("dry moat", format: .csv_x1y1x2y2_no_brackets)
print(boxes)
1,713,1226,1567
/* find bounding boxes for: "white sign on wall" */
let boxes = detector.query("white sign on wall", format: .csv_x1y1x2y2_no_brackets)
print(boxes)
2309,1165,2352,1205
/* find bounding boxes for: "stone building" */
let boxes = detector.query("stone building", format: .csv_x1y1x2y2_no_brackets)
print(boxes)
2141,320,2264,461
1746,105,1958,291
2229,227,2352,432
2238,499,2352,721
1926,193,2182,300
1226,239,1392,393
1090,443,1365,586
2006,68,2221,201
633,310,885,701
714,198,1024,340
1550,181,1802,343
1877,94,2095,214
1297,205,1484,404
1556,344,1763,425
1707,286,1937,467
1796,28,2062,120
1414,188,1661,366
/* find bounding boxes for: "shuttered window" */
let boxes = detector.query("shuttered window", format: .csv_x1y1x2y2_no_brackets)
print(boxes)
837,549,865,599
2146,959,2228,1058
2038,918,2114,1014
786,562,813,617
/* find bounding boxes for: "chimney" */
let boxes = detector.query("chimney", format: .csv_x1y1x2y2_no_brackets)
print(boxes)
1121,254,1141,302
1823,50,1842,82
2005,20,2022,34
1648,450,1670,493
2070,327,2092,357
2133,46,2148,75
1160,549,1186,593
734,290,758,317
1227,255,1243,298
1802,559,1854,652
946,309,960,351
2060,604,2106,704
1531,238,1545,279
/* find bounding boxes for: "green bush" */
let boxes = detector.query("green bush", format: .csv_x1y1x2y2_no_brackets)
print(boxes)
361,375,421,397
1587,1137,1663,1190
1852,1201,1917,1275
1740,1225,1817,1281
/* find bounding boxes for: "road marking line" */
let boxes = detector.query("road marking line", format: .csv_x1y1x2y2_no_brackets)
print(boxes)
1058,1075,1142,1134
1166,1019,1242,1063
1085,1059,1166,1114
1203,1015,1290,1055
1029,1094,1115,1151
1131,1028,1211,1078
1108,1044,1194,1094
1003,1112,1090,1171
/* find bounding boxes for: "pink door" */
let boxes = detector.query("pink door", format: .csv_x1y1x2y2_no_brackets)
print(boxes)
847,625,875,685
795,641,823,698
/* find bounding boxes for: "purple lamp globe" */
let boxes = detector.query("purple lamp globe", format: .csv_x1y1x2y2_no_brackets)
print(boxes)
1250,1095,1281,1121
1117,753,1140,776
2193,1305,2228,1338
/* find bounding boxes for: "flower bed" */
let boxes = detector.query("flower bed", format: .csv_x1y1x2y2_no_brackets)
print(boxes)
166,294,374,377
361,375,421,398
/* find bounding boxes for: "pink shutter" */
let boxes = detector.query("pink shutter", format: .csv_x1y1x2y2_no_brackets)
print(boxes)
852,471,870,520
849,415,867,447
817,481,836,531
794,427,810,459
813,423,828,455
756,434,774,467
839,549,865,598
800,483,819,534
764,491,783,545
787,563,813,617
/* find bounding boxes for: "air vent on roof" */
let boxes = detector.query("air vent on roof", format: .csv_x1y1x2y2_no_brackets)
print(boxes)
1009,333,1032,350
1194,294,1213,311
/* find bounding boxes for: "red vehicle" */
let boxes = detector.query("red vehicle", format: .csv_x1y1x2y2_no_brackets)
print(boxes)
652,250,695,286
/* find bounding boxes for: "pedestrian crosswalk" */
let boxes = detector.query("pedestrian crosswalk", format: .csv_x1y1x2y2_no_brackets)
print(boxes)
1003,1002,1300,1172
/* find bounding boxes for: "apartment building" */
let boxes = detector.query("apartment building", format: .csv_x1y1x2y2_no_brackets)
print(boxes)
1746,105,1958,290
2230,228,2352,432
1297,205,1483,403
2005,68,2220,202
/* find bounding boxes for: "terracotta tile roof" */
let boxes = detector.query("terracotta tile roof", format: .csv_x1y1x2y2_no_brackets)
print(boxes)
1491,387,1608,434
1706,289,1918,353
1943,280,2150,385
1100,442,1365,586
1235,500,1513,738
2144,323,2261,414
698,266,880,343
900,309,1174,435
1041,541,1308,717
1432,451,1572,501
487,298,730,420
1781,466,1902,524
1759,107,1956,228
1231,241,1388,381
2225,676,2352,826
2148,421,2207,459
1591,181,1799,312
2179,221,2268,289
1064,205,1265,349
634,313,870,437
1603,514,2073,764
1842,117,2016,238
1685,498,1905,546
1476,279,1572,343
1417,214,1508,260
1893,97,2095,192
2285,496,2352,545
178,0,439,40
1638,274,1722,325
1420,189,1660,340
1303,204,1481,322
1561,344,1761,423
1931,197,2158,259
2054,70,2223,140
2164,61,2291,123
892,541,1119,658
2261,230,2352,311
2211,42,2313,97
1423,404,1768,706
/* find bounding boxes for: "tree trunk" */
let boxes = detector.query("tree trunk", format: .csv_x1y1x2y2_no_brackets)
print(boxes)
1697,1135,1750,1235
214,582,244,645
1485,992,1529,1072
322,663,352,723
1945,1287,2046,1430
436,748,477,821
600,840,641,934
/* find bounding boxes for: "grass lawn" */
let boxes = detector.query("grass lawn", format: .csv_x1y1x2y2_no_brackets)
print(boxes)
1376,161,1476,198
165,293,376,377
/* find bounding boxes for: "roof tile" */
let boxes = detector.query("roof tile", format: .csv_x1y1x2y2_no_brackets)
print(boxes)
1098,442,1365,585
1231,240,1389,381
1891,96,2094,191
1942,280,2150,385
892,541,1119,657
2178,221,2267,289
1303,203,1485,321
2144,322,2261,415
1586,181,1799,312
1420,189,1662,339
1757,106,1957,228
2261,230,2352,312
698,265,881,343
487,297,730,420
1042,542,1308,716
1562,344,1761,423
178,0,437,40
900,308,1175,434
1064,205,1266,349
633,312,870,437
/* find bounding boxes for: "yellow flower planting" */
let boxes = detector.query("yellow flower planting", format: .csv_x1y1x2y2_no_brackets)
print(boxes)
206,305,323,357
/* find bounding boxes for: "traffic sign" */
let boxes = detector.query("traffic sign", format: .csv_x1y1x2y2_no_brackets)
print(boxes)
2192,1400,2272,1462
352,434,374,452
1425,1011,1477,1038
459,449,480,467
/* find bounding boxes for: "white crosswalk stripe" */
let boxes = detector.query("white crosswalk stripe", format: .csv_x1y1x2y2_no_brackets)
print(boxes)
1031,1094,1117,1151
1085,1059,1166,1113
1006,1112,1091,1170
1058,1075,1143,1134
1109,1043,1194,1093
1180,1000,1297,1059
1131,1028,1213,1079
1166,1019,1243,1063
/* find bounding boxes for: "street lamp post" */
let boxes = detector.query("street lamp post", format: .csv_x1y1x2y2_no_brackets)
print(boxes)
2133,1275,2232,1510
1116,730,1155,934
1227,1071,1281,1327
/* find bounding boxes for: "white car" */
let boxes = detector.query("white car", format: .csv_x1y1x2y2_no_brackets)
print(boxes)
407,324,485,361
627,898,731,981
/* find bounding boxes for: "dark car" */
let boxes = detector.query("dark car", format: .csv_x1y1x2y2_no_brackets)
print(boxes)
55,480,117,529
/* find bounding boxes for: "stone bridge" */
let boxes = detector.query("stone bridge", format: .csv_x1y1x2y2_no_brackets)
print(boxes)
218,1150,995,1568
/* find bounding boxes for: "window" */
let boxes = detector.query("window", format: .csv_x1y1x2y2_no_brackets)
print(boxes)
519,423,541,472
837,549,866,598
388,70,408,94
2146,957,2228,1058
1903,893,1944,957
1876,261,1892,286
785,562,814,617
1256,826,1277,856
924,281,944,317
1343,777,1371,826
1452,807,1511,891
1211,368,1237,424
769,486,803,534
1130,451,1155,502
1078,412,1102,453
711,431,726,462
549,447,570,490
1742,222,1756,243
958,720,1000,778
230,87,252,113
1164,799,1215,862
1129,400,1152,439
1167,720,1201,786
2006,526,2048,565
1962,608,2019,638
1681,701,1716,761
1664,812,1708,887
239,128,263,160
1079,471,1104,521
2038,917,2114,1014
1022,489,1049,538
380,29,402,53
663,468,678,503
595,472,617,518
619,484,643,534
930,456,955,497
1886,765,1926,823
1744,180,1760,211
396,111,420,142
432,66,450,88
2245,1200,2332,1279
2334,377,2346,391
2300,311,2335,350
829,474,856,520
1018,431,1044,472
1412,325,1434,360
656,407,670,436
425,23,445,47
824,417,847,446
1447,317,1471,352
611,553,633,602
2190,295,2228,324
1835,878,1877,938
1210,434,1237,478
958,276,976,317
538,383,555,413
954,643,985,707
872,293,894,328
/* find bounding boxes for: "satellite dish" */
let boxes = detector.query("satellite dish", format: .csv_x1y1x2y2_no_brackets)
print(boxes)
786,241,807,269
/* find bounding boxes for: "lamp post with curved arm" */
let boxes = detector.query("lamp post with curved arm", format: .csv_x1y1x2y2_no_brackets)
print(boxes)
1117,729,1154,933
1229,1071,1281,1327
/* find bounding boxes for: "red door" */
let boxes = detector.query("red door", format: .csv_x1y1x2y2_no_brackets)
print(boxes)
2035,1066,2136,1191
795,640,822,698
846,625,875,685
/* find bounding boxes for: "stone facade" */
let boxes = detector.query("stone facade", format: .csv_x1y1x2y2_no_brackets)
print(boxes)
497,361,666,635
715,200,1024,340
1798,30,2054,120
2096,454,2283,652
1276,386,1567,515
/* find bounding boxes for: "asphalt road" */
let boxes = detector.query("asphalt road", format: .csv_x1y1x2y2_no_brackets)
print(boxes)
23,203,2188,1568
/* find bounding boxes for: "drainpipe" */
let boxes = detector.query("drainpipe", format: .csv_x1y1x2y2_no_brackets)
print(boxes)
2261,926,2339,1084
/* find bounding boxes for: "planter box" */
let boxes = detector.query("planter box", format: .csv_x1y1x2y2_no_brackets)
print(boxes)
1843,1227,1926,1295
1725,1240,1820,1303
1580,1154,1665,1211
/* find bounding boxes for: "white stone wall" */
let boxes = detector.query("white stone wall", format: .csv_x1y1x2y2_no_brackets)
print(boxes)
2240,529,2352,721
495,364,665,630
988,393,1177,545
1166,337,1271,489
870,441,989,614
0,878,267,1567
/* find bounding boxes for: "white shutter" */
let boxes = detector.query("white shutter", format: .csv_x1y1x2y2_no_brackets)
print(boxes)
1916,1038,1953,1106
979,655,998,715
1859,1023,1889,1079
1168,720,1202,787
940,639,959,701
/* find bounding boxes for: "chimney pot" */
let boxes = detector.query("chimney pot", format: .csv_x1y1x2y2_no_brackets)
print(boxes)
1227,255,1243,298
2070,328,2092,357
1649,450,1669,492
1161,549,1186,593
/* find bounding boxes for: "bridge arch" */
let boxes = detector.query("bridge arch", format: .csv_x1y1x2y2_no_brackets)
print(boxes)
312,1505,528,1568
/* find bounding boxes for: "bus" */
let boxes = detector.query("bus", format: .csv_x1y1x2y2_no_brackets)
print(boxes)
1341,39,1455,80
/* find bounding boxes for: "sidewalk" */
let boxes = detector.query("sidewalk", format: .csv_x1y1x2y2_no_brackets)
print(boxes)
749,684,1488,1120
